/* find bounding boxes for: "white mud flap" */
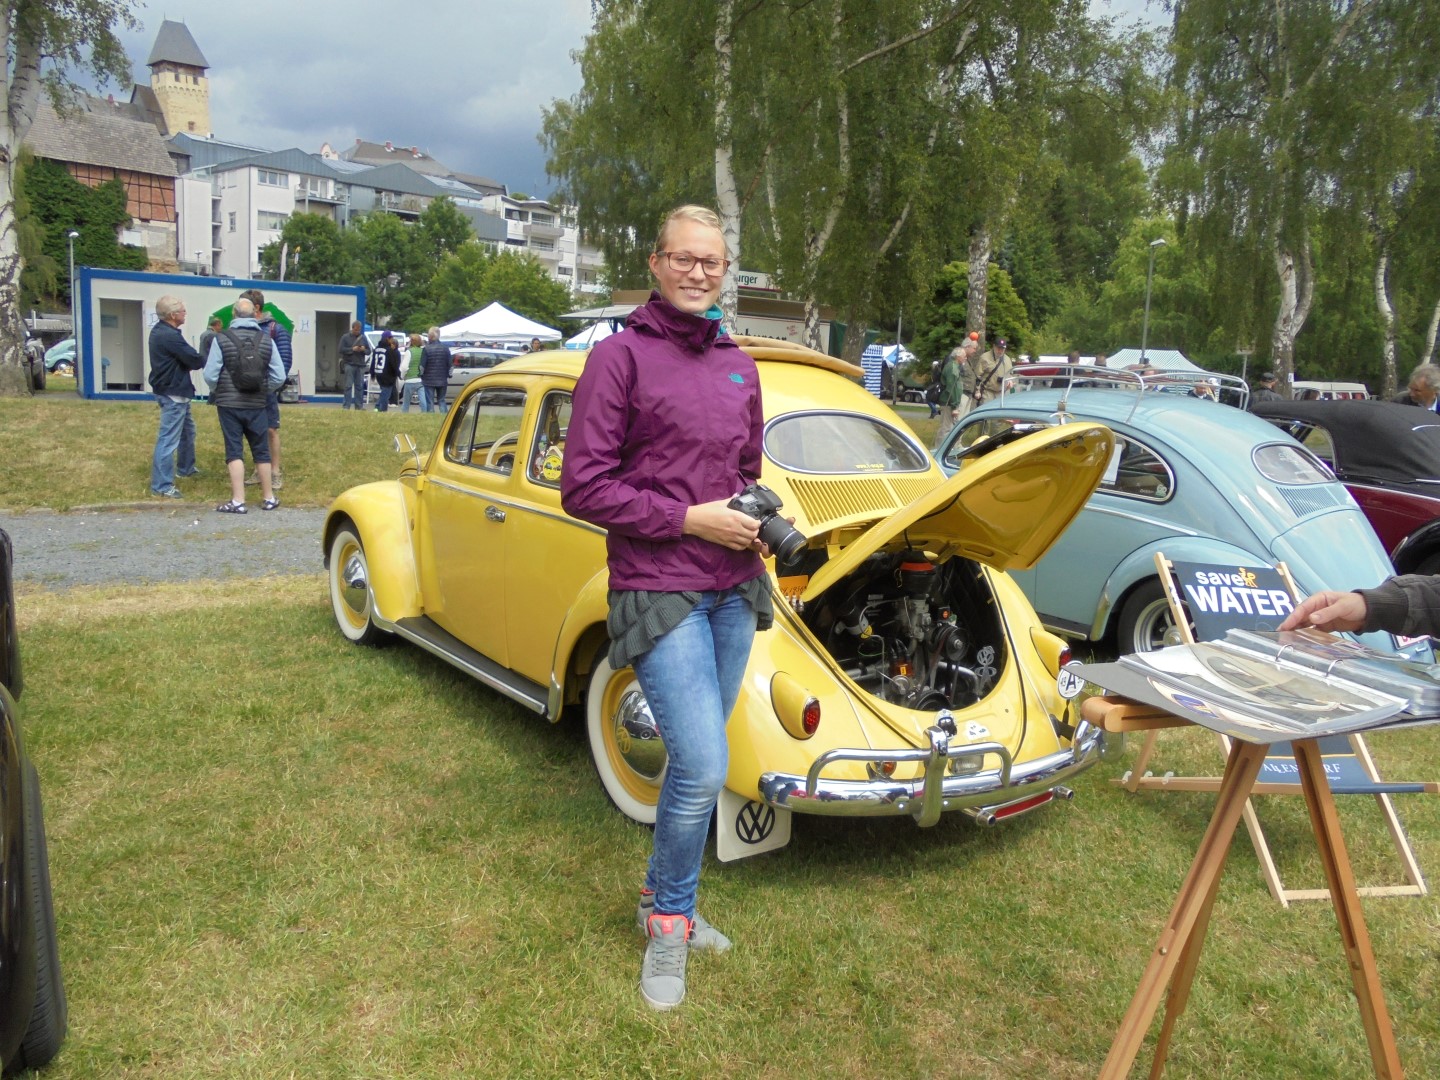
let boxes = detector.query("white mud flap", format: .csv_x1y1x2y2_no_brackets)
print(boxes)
715,787,792,862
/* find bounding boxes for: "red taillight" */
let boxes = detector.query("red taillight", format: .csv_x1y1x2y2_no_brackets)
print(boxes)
992,790,1054,821
801,698,821,735
1058,645,1073,668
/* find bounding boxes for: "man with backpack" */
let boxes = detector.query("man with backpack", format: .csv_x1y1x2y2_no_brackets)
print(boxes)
203,297,286,514
239,289,293,491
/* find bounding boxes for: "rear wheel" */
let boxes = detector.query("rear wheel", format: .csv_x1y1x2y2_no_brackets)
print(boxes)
1116,577,1187,654
328,524,389,646
13,760,66,1072
586,656,663,824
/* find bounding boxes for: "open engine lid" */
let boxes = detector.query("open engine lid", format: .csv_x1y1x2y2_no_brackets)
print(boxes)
799,423,1115,603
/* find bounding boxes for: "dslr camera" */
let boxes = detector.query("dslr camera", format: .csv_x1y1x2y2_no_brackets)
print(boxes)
728,483,807,567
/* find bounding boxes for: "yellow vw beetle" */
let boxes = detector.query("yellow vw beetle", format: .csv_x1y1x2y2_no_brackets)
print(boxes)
324,338,1115,859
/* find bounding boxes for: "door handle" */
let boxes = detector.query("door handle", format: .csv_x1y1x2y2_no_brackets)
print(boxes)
485,505,506,523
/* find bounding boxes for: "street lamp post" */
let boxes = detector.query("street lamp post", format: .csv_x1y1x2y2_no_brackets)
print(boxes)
195,250,204,275
1140,237,1166,363
66,229,79,350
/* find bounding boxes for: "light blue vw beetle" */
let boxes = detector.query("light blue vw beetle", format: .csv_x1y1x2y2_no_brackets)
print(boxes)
936,367,1412,656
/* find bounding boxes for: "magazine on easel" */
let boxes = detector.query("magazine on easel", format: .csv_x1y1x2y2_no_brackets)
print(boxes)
1077,629,1440,743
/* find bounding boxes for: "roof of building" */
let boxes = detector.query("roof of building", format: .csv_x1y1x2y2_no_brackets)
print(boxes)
448,171,506,196
146,19,209,69
349,162,451,198
26,96,178,177
125,83,167,131
209,147,349,180
168,132,271,171
341,139,454,177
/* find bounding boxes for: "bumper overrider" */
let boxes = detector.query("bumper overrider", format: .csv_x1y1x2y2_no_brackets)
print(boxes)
757,712,1103,827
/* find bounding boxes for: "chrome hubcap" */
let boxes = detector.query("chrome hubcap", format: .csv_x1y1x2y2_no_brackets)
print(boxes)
614,688,666,781
341,550,369,620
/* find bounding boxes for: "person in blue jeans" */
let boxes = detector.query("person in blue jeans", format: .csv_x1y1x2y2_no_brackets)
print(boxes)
419,327,451,412
562,205,774,1011
338,321,368,410
147,294,205,498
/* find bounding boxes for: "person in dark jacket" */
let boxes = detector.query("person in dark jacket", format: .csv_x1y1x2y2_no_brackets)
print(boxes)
147,294,206,498
239,289,293,490
338,321,369,410
1281,575,1440,638
419,328,452,412
1248,371,1283,406
373,330,402,411
562,205,775,1011
203,297,285,513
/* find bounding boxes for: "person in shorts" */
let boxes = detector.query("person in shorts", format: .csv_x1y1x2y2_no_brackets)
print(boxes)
203,297,286,514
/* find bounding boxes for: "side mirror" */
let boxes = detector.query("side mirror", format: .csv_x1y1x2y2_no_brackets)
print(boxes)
393,433,420,471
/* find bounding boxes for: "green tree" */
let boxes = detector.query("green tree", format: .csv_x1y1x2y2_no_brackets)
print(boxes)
257,212,353,284
0,0,138,395
415,197,473,264
476,250,573,330
911,261,1031,362
348,212,427,328
425,241,493,325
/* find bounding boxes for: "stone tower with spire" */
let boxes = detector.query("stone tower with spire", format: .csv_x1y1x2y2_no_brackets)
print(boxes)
146,19,210,137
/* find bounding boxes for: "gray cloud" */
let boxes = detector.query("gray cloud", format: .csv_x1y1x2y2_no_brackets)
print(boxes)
113,0,591,194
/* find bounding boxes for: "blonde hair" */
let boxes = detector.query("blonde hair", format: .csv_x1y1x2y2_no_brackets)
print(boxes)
654,205,724,254
409,333,423,347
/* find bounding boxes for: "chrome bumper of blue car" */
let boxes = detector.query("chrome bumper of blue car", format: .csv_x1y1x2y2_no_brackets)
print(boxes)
757,715,1103,826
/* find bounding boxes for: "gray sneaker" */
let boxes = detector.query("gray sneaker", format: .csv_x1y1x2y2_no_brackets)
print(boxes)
150,485,182,499
636,893,731,953
640,913,690,1011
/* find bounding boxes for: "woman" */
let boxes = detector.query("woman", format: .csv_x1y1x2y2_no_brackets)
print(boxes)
561,205,773,1011
373,330,402,411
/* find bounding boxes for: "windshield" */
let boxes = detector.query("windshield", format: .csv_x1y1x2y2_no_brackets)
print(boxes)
764,412,930,474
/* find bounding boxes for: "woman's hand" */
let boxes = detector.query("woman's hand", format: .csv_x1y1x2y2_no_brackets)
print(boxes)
1278,590,1368,633
683,500,762,551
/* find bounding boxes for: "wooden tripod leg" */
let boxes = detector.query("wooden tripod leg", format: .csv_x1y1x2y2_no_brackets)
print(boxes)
1123,729,1162,792
1100,740,1266,1080
1293,739,1405,1080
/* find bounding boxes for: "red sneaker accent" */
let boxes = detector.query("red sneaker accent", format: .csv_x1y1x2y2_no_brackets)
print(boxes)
646,912,692,939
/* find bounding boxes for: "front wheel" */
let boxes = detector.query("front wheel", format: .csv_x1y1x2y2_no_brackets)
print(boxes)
1116,577,1187,654
328,524,389,646
586,656,664,824
14,761,66,1072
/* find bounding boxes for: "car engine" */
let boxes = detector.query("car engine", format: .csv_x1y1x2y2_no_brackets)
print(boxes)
802,549,1005,711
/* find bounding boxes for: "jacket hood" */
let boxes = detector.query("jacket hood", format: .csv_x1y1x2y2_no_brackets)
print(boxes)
626,291,735,353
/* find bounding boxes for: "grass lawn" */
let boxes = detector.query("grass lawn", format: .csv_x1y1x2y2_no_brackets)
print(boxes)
3,377,446,511
14,580,1440,1078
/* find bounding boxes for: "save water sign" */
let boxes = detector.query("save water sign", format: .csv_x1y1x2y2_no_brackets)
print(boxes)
1170,561,1295,642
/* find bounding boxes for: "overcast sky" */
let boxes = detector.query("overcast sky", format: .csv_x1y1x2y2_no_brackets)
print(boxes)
106,0,1165,199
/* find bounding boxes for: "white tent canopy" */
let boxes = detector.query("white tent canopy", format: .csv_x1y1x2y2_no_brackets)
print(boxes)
1105,348,1202,373
439,302,561,343
563,321,620,350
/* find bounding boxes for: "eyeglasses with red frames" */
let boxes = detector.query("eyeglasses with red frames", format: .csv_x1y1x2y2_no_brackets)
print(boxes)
656,251,731,277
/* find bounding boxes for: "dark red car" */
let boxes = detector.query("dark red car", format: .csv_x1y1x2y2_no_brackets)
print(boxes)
1253,399,1440,574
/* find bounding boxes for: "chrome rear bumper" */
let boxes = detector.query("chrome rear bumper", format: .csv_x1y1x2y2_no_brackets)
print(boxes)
757,715,1102,826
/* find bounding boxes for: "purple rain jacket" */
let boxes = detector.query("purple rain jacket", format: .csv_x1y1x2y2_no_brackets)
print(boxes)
561,291,767,592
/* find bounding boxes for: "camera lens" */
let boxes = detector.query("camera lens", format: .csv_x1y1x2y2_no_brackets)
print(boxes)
760,515,807,567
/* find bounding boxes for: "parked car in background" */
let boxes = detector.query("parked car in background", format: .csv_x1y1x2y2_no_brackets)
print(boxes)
325,339,1116,860
1253,398,1440,574
1290,380,1369,400
937,366,1408,656
42,340,74,376
21,336,45,391
0,529,67,1072
447,347,517,395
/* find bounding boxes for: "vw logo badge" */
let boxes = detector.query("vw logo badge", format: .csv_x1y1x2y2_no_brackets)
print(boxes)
735,801,775,844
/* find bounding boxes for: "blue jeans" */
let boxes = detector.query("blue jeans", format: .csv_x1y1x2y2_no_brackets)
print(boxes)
375,383,396,411
342,364,366,409
422,385,447,413
150,396,196,492
399,378,424,412
631,589,757,919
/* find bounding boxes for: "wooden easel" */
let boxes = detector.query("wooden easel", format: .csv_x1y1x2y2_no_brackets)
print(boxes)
1086,696,1406,1078
1114,553,1433,905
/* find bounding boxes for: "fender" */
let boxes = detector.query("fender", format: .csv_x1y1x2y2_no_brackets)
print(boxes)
1093,535,1268,640
546,567,612,719
322,481,423,628
1392,516,1440,575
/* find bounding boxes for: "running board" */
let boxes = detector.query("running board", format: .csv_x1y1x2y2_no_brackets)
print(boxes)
391,616,549,716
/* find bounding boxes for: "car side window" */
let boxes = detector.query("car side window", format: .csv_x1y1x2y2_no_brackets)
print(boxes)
1102,436,1173,501
444,392,481,465
445,386,528,473
1298,425,1335,466
527,391,572,487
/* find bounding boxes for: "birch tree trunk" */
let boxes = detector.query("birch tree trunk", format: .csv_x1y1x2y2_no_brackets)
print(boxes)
1269,237,1313,388
965,226,991,339
0,11,43,393
1423,296,1440,366
712,0,742,330
1373,246,1398,397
